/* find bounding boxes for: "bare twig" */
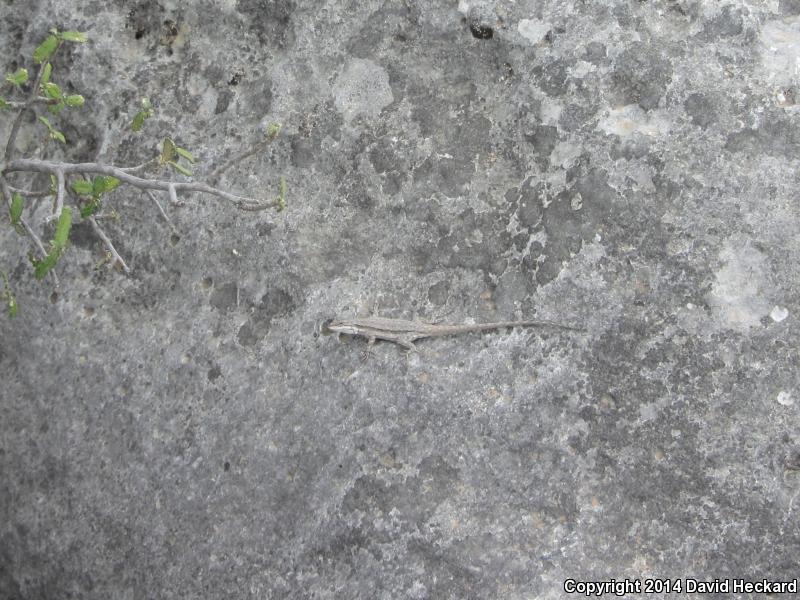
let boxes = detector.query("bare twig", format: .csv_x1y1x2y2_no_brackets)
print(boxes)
211,143,266,182
145,189,178,234
50,169,65,219
118,158,157,174
7,185,52,198
0,177,59,286
65,184,132,274
3,97,62,109
87,215,130,273
210,130,279,183
4,159,279,211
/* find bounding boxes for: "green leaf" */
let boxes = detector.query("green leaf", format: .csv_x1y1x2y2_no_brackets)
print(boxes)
80,198,101,218
0,272,17,318
175,146,195,163
53,206,72,248
64,94,84,107
32,251,59,279
131,111,146,132
161,138,176,163
6,294,17,318
41,62,52,84
71,179,93,195
59,31,88,43
38,115,66,142
33,34,59,64
168,160,192,177
266,122,281,139
131,98,153,132
0,97,8,110
92,175,120,195
42,81,62,100
5,68,29,87
9,193,23,225
53,206,72,247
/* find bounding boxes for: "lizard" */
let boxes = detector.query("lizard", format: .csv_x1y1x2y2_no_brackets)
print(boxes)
322,316,584,352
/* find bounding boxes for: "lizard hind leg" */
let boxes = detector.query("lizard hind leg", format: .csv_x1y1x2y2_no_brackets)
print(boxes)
398,337,417,352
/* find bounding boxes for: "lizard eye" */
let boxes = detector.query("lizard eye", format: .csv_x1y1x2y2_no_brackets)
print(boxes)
320,319,334,335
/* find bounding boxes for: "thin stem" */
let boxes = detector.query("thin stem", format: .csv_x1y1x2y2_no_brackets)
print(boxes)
145,189,178,234
4,159,279,211
210,134,276,183
118,158,157,174
51,169,65,219
4,60,50,161
87,215,130,273
3,97,61,109
7,185,52,197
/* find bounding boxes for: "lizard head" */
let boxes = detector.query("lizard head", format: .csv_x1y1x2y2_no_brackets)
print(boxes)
320,318,335,335
321,319,359,336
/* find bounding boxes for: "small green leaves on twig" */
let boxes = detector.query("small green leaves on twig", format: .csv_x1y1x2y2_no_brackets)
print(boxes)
37,115,66,143
159,137,195,176
72,175,121,217
3,24,284,295
30,206,72,279
71,175,121,197
0,272,17,317
38,78,83,113
5,68,29,87
276,175,287,211
131,97,153,132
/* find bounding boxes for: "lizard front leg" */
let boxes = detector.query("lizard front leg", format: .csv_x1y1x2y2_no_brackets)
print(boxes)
360,336,377,361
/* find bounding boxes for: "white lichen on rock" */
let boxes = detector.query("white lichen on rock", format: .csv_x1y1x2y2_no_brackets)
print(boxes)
333,58,393,124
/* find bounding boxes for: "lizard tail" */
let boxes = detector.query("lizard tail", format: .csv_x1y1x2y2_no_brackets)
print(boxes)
427,320,585,335
486,320,585,332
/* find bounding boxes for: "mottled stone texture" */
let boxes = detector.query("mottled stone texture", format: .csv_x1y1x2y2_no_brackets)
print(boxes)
1,0,799,598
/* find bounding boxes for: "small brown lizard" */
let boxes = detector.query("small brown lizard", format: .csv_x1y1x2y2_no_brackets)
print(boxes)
322,316,583,352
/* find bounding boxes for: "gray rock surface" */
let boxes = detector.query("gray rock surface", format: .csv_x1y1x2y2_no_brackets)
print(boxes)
1,0,799,598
